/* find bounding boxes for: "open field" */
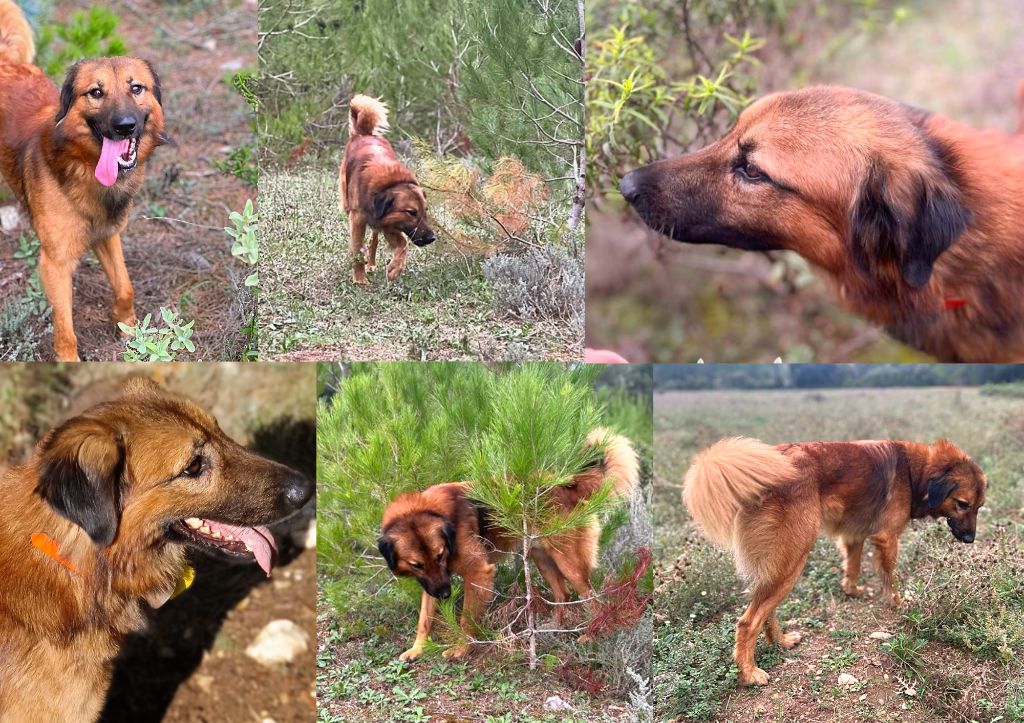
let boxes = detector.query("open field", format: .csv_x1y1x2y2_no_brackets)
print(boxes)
653,387,1024,721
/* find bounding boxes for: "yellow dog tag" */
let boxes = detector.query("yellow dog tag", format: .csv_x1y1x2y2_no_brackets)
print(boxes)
170,565,196,600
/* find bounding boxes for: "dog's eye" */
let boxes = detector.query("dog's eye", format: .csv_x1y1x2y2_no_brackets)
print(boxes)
87,88,104,100
409,562,423,570
736,161,766,182
183,456,204,477
436,552,443,561
956,499,970,510
130,83,145,96
407,210,418,217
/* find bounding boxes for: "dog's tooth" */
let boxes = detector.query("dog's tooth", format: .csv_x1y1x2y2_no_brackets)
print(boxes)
211,531,222,539
185,518,202,529
244,542,253,552
225,534,236,541
199,525,211,534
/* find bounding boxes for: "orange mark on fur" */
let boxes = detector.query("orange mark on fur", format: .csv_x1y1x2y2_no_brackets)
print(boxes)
943,298,967,310
30,532,80,574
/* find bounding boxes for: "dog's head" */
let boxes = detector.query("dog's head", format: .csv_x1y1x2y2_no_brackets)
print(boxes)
54,57,167,186
378,508,456,599
372,182,436,247
918,439,987,543
34,378,312,575
620,86,970,290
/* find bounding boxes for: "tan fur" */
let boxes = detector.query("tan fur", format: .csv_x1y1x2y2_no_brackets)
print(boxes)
0,0,32,64
682,436,986,687
0,24,167,360
379,429,640,661
348,93,389,137
0,379,312,722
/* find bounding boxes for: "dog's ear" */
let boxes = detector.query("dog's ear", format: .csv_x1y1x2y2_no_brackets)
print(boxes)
441,519,456,558
377,534,398,570
36,417,123,546
372,190,394,221
851,157,969,289
55,61,82,125
924,474,957,511
143,60,162,105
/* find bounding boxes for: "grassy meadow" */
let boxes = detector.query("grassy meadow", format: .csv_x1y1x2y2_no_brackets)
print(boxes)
654,387,1024,722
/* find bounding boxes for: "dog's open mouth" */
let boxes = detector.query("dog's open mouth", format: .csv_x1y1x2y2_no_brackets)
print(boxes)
95,136,139,187
173,517,277,576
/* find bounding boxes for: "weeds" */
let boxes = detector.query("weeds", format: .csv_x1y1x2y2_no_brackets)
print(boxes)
119,308,196,362
482,247,584,324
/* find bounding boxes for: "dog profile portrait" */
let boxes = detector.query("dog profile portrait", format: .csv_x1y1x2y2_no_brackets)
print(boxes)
377,429,639,661
339,94,435,285
682,436,986,686
0,378,313,722
621,83,1024,362
0,0,167,361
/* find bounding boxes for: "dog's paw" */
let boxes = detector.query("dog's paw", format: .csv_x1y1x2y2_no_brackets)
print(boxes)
740,667,770,686
398,646,423,662
386,268,402,281
366,264,377,272
442,644,468,659
779,631,802,649
841,579,864,597
352,274,370,285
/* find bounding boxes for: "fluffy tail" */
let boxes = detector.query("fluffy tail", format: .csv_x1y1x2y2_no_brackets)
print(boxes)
572,427,641,500
349,94,389,137
683,437,799,549
0,0,34,65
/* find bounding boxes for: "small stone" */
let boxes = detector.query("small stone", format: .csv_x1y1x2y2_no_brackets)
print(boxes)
869,631,893,640
543,696,571,712
194,674,215,694
838,673,858,686
0,205,19,232
905,687,917,697
245,619,310,666
220,59,244,72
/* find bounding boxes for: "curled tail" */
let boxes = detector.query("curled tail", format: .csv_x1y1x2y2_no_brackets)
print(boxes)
572,427,641,500
0,0,34,65
683,437,799,549
349,94,389,137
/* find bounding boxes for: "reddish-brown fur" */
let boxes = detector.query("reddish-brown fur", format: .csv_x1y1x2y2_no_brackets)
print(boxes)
378,429,640,661
0,1,167,361
338,94,435,285
622,84,1024,362
0,379,312,722
683,436,986,686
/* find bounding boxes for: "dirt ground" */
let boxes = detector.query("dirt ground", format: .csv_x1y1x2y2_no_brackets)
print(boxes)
0,364,317,723
0,0,256,361
585,0,1024,363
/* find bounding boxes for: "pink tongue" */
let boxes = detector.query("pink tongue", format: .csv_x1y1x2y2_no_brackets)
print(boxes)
205,521,278,577
96,137,129,187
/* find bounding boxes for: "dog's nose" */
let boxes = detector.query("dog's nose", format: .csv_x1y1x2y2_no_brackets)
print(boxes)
961,531,975,543
435,584,451,600
620,170,641,203
113,116,137,137
281,471,313,510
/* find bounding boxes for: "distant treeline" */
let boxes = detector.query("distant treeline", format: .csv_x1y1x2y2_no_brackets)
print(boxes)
654,365,1024,390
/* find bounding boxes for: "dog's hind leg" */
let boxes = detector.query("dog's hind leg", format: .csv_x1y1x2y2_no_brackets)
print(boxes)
366,231,379,271
350,216,369,284
765,609,802,649
399,591,436,661
530,545,571,626
870,533,902,606
838,537,866,597
94,233,137,334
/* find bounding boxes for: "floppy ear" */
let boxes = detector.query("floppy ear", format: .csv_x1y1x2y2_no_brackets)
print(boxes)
35,418,123,546
441,519,457,558
372,191,394,221
924,474,957,511
851,158,970,288
143,60,162,105
55,61,82,125
377,535,398,570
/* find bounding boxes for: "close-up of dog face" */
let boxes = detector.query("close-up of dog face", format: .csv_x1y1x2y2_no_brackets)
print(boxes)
53,57,166,186
378,511,455,599
620,86,971,291
35,378,312,572
920,440,987,543
372,182,436,247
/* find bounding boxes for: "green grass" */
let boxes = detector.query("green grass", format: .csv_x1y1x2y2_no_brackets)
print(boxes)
259,166,579,360
654,387,1024,721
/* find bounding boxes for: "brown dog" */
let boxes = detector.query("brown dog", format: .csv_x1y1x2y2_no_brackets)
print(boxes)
621,84,1024,362
339,94,435,285
378,429,639,661
683,437,986,686
0,0,166,361
0,378,313,722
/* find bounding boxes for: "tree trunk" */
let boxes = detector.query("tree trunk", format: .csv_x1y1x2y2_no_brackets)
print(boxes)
522,522,537,670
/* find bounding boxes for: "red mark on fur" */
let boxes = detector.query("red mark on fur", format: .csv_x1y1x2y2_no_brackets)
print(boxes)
30,533,80,574
943,298,967,310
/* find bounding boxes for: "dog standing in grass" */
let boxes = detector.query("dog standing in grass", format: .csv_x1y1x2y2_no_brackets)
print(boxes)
339,94,435,285
0,0,167,360
683,436,986,686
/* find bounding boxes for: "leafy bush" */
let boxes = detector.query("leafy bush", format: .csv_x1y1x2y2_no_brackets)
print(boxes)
35,6,128,79
119,308,196,362
482,247,584,323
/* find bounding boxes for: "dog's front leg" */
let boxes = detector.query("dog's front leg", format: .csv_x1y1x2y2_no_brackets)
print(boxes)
366,231,379,271
398,590,436,661
444,562,495,659
349,216,369,284
94,232,137,334
385,232,408,281
37,247,80,361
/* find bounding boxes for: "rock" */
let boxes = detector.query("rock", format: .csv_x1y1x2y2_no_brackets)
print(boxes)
0,205,19,232
837,673,858,686
869,631,893,640
245,620,310,666
543,696,571,712
194,674,214,694
904,687,917,697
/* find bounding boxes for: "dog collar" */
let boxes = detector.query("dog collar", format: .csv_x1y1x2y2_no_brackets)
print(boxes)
30,532,79,574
